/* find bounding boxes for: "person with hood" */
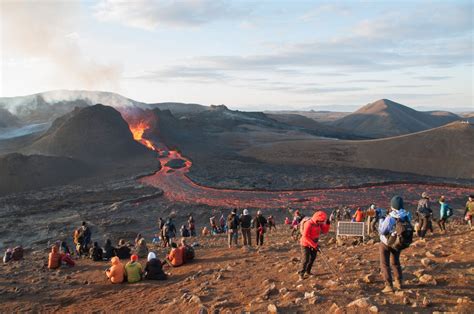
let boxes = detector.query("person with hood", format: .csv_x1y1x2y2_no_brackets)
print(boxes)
3,248,13,263
48,245,61,269
416,192,432,239
106,256,125,284
240,209,252,246
227,210,239,248
116,239,132,260
465,194,474,230
379,196,411,293
89,242,104,261
438,196,453,233
254,211,268,246
298,211,330,280
125,254,143,283
144,252,167,280
164,243,184,267
103,239,116,260
135,238,149,258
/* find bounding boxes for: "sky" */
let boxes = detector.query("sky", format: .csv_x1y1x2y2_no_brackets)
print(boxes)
0,0,473,111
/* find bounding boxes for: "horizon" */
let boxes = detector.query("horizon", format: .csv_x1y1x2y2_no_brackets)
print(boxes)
1,1,473,111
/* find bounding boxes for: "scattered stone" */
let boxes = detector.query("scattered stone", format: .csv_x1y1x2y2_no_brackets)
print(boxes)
422,297,431,307
457,297,471,304
294,298,303,305
347,297,371,308
279,288,288,294
198,306,208,314
189,295,201,304
366,239,375,245
304,291,316,299
328,303,341,314
267,304,278,313
421,258,433,267
363,273,376,284
425,251,436,258
308,297,319,305
181,293,191,301
413,269,425,278
419,274,437,285
369,305,379,313
403,297,411,305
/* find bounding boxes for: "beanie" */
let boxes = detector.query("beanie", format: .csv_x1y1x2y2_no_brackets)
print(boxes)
391,195,404,210
243,209,249,215
131,254,138,262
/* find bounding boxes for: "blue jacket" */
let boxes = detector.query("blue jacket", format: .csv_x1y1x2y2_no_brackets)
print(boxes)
439,202,451,219
379,209,410,245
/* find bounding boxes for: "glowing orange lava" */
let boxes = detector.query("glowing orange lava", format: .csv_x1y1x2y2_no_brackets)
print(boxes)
129,122,157,151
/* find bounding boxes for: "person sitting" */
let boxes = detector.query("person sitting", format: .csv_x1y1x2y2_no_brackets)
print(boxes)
180,225,190,238
106,256,125,284
48,245,61,269
125,254,143,283
103,239,116,260
59,241,71,255
134,233,142,248
164,243,183,267
3,248,13,263
116,239,132,260
201,227,210,236
135,238,148,258
180,238,195,263
144,252,167,280
89,242,104,261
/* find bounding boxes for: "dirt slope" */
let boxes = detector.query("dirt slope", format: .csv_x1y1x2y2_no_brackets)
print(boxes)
332,99,460,138
0,225,472,313
241,122,474,179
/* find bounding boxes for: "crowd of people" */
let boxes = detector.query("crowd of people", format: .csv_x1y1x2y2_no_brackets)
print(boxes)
3,193,473,294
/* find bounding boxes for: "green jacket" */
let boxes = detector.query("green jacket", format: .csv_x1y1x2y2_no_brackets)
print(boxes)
125,261,143,283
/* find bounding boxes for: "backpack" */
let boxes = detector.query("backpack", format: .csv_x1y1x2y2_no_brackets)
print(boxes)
12,246,24,261
387,218,413,251
299,217,312,234
446,207,453,217
227,215,238,230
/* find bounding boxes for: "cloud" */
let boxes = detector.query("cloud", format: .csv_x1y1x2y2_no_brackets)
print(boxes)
300,3,351,22
94,0,250,30
1,1,121,90
415,76,452,81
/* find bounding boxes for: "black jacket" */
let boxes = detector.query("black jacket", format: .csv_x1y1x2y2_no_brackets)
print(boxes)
145,259,167,280
116,245,131,260
254,215,267,228
89,246,103,261
103,244,116,260
240,215,252,228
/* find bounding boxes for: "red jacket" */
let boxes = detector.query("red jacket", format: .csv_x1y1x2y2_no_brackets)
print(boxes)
300,212,330,249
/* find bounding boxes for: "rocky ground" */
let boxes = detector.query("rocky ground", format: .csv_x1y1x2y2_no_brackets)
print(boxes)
1,223,472,313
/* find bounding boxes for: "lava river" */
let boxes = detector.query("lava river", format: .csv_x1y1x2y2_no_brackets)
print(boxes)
130,123,472,210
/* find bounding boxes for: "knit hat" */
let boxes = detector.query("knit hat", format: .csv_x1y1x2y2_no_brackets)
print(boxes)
243,209,249,215
131,254,138,262
370,204,376,209
391,195,404,210
147,252,156,262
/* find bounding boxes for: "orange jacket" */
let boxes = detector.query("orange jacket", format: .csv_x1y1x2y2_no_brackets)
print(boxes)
167,247,184,267
48,245,61,269
300,212,330,249
353,209,365,222
106,257,124,284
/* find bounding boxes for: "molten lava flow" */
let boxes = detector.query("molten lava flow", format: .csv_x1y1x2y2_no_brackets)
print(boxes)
129,121,157,151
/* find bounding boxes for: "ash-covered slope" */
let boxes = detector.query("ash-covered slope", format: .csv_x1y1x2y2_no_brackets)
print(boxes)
332,99,460,138
26,104,152,162
0,108,21,128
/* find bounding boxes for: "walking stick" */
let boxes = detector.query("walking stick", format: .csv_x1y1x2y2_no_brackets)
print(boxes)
317,247,346,285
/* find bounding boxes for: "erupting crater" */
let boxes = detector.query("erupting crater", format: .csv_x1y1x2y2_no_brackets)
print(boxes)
126,119,472,210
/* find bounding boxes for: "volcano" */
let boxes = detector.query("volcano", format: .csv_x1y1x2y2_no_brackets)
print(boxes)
331,99,460,138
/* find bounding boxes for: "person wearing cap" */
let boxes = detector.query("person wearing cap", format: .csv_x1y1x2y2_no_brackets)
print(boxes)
227,210,240,248
465,194,474,230
416,192,433,240
379,196,410,293
124,254,143,283
254,210,268,246
298,211,330,280
240,209,252,246
144,252,167,280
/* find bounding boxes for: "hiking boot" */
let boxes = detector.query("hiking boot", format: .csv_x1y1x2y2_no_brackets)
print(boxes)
382,284,394,293
393,280,402,290
298,274,307,281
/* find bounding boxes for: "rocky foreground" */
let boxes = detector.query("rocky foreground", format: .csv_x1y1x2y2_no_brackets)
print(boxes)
1,225,473,313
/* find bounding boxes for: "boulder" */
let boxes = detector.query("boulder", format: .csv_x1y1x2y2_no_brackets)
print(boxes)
267,304,278,313
419,274,437,285
421,258,434,267
304,291,316,299
347,297,372,308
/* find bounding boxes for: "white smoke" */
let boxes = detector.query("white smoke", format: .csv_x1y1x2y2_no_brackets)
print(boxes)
0,1,122,91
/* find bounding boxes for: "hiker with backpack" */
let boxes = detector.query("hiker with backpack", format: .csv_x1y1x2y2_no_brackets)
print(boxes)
240,209,252,246
379,196,413,293
298,211,330,280
465,194,474,230
254,210,268,246
438,196,453,233
416,192,433,240
227,210,240,248
162,218,177,248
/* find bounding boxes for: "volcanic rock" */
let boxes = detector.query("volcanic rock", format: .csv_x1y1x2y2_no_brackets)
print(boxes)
165,158,187,169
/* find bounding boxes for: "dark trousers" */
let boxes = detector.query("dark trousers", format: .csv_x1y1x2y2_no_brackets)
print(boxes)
299,246,317,275
379,243,402,285
256,230,264,246
242,228,251,246
437,218,447,231
418,215,430,238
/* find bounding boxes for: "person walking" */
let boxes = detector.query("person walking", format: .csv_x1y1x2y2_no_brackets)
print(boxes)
240,209,252,246
254,211,268,246
416,192,432,240
379,196,412,293
298,211,330,280
227,210,239,248
438,196,453,233
465,194,474,230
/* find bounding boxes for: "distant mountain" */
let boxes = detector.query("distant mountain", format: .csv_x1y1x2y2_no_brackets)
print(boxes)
26,104,153,162
0,108,21,128
331,99,460,138
148,102,209,116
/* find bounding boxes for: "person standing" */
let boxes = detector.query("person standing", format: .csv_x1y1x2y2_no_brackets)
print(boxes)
240,209,252,246
188,215,196,237
379,196,412,293
227,210,239,248
465,194,474,230
416,192,432,240
298,211,330,280
353,207,365,222
366,204,376,234
254,211,268,246
438,196,453,233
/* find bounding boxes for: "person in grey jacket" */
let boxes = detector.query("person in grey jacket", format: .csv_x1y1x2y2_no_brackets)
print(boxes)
416,192,432,240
